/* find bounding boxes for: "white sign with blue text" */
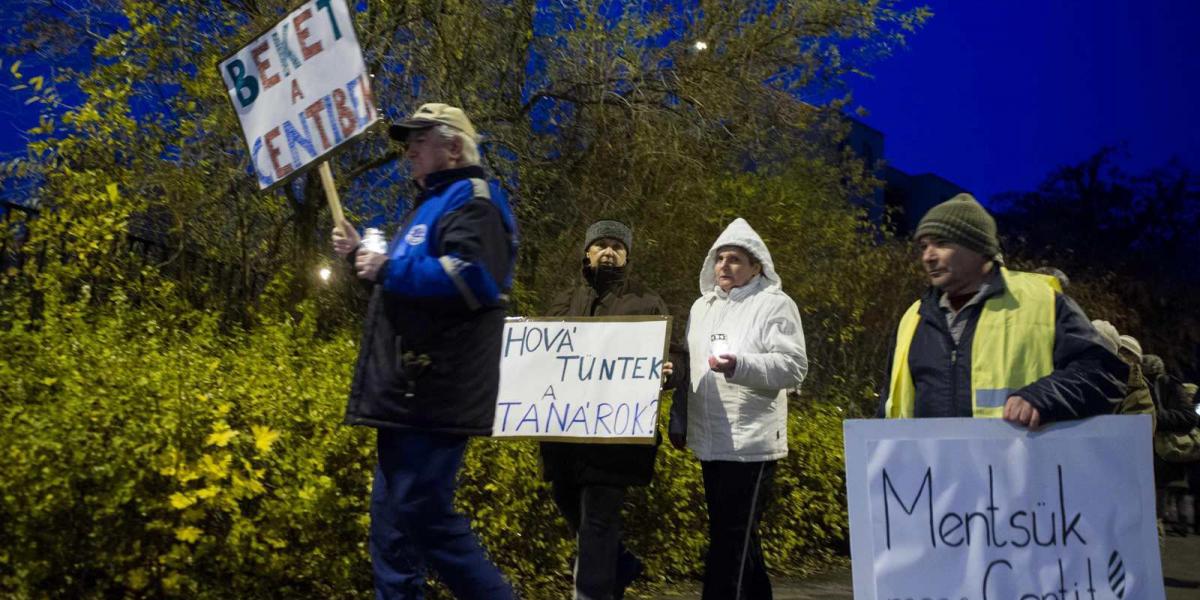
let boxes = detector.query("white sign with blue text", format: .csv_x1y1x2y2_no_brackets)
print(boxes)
844,416,1163,600
219,0,379,189
493,317,670,443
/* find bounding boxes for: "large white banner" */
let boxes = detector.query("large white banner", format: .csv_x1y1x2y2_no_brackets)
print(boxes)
844,416,1163,600
492,317,670,442
219,0,379,189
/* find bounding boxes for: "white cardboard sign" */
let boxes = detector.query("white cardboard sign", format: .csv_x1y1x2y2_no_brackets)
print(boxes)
844,416,1163,600
492,317,670,443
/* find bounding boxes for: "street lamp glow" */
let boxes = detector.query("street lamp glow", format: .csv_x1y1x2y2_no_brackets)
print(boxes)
318,266,332,282
693,40,709,52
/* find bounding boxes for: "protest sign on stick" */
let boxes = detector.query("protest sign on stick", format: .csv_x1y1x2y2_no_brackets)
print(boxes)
843,415,1163,600
493,316,671,443
218,0,378,233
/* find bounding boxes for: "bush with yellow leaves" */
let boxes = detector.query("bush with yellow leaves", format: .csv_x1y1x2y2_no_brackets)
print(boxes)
0,283,375,598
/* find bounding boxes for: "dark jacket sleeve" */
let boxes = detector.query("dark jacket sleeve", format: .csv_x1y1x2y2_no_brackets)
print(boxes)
546,287,574,317
667,368,688,438
667,315,690,440
1154,376,1200,433
449,199,510,277
1157,406,1200,433
649,295,688,382
1016,294,1128,422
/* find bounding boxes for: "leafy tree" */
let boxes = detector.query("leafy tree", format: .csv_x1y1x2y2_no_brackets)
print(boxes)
1,0,935,596
995,147,1200,378
4,0,928,312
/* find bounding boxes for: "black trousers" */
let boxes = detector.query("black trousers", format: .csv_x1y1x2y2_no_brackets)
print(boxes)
551,480,639,600
701,460,777,600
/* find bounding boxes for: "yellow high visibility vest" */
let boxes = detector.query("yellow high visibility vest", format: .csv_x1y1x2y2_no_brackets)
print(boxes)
885,268,1057,418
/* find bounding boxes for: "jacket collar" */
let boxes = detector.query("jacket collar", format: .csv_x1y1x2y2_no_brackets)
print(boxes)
414,165,488,203
922,266,1006,303
919,266,1007,322
713,273,766,301
583,264,628,296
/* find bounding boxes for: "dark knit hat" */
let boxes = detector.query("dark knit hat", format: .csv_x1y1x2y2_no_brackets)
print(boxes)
914,193,1001,261
1142,354,1165,379
582,220,633,255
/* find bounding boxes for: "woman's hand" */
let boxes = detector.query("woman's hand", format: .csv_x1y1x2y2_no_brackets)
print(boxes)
707,353,737,376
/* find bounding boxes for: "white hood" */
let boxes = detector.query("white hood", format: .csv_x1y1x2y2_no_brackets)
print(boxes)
698,218,781,295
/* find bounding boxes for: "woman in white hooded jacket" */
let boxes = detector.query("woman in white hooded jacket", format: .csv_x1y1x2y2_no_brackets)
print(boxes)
670,217,808,600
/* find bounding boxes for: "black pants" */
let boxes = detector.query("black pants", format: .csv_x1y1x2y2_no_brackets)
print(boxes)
551,480,639,600
701,460,777,600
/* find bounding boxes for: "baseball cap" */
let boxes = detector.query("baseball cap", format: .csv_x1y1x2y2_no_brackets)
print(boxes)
388,103,477,142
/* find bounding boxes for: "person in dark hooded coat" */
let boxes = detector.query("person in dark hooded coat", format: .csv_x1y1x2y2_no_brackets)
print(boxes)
541,220,674,600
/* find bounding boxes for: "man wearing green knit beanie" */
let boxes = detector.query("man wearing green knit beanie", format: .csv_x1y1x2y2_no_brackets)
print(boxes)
877,193,1128,431
914,193,1002,265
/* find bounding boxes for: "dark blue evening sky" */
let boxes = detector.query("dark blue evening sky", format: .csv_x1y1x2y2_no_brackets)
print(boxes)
847,0,1200,203
3,1,1197,207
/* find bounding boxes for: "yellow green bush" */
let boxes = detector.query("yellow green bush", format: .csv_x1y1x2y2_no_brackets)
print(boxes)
0,279,849,599
0,289,372,598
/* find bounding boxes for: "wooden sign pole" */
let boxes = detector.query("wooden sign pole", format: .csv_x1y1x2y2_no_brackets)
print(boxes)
318,161,353,237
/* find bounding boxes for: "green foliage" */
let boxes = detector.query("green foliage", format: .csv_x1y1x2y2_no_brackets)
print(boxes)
0,281,374,599
767,401,850,567
3,0,931,323
0,0,935,596
0,273,849,599
996,148,1200,378
0,66,908,598
3,0,1197,595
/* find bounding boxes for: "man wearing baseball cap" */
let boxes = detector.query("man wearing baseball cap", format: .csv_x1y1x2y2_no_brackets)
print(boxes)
332,103,518,599
878,193,1127,427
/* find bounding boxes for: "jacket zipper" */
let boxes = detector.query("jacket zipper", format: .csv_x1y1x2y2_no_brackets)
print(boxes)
949,340,960,415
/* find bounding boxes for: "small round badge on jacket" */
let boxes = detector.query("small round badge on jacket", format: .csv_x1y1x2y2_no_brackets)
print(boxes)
405,224,428,246
709,333,730,358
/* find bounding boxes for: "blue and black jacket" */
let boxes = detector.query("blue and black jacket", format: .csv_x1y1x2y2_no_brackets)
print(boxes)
346,165,518,435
